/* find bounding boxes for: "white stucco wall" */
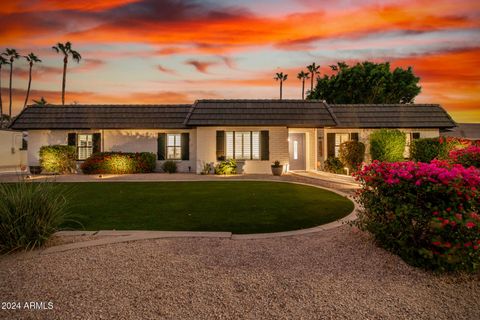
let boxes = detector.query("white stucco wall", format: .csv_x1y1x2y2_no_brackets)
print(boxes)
321,128,440,164
104,129,196,173
0,130,27,171
27,129,197,172
196,126,289,174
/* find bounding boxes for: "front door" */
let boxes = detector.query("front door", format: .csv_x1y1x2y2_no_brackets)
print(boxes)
289,133,306,170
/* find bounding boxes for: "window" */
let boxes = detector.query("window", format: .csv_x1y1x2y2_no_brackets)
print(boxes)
225,131,260,160
78,134,93,160
167,134,181,160
411,132,420,140
334,133,350,157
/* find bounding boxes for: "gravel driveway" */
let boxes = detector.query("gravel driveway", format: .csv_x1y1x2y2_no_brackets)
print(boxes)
1,225,479,320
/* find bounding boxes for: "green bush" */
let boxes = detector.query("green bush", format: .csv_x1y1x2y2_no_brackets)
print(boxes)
39,145,76,173
370,129,406,162
162,160,178,173
215,159,237,175
410,138,440,162
0,182,72,253
80,152,156,174
323,157,346,174
339,140,365,171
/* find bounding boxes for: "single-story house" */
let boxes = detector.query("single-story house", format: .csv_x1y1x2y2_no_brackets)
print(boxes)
441,123,480,140
9,100,456,174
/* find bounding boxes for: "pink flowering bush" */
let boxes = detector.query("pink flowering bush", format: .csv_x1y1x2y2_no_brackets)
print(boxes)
449,145,480,169
353,160,480,272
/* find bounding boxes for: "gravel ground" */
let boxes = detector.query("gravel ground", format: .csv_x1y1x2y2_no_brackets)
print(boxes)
1,225,479,320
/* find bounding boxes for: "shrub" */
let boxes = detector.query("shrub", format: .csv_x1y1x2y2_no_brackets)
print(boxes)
324,157,346,174
215,159,237,175
0,182,72,253
353,160,480,272
370,129,406,162
81,152,156,174
339,140,365,171
411,137,477,162
162,160,178,173
39,145,76,174
410,138,441,162
450,145,480,168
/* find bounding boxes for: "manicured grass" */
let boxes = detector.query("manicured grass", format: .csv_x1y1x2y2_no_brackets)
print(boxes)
65,181,354,234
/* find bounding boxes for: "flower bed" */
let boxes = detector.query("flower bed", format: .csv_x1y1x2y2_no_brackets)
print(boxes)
353,160,480,272
80,152,156,174
449,145,480,169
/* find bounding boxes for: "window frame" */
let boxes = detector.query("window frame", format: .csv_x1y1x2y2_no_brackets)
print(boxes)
334,133,350,157
225,131,260,160
166,133,182,160
77,133,93,160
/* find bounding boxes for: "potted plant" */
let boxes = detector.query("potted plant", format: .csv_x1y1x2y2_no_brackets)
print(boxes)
271,160,284,176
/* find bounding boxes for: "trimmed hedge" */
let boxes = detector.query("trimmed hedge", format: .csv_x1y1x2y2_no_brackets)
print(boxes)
370,129,406,162
162,160,178,173
354,160,480,272
410,138,440,162
80,152,156,174
339,140,365,171
39,145,76,174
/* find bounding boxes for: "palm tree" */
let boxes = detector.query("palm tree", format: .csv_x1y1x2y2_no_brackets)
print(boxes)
23,53,42,109
297,71,310,100
0,56,9,127
52,42,81,105
2,48,20,118
306,62,320,92
274,72,288,100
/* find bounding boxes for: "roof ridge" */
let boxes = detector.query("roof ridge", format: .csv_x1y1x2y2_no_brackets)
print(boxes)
322,100,339,126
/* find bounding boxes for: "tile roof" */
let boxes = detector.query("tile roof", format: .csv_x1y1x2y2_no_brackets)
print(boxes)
185,100,337,127
9,101,457,130
9,105,191,130
329,104,456,128
441,123,480,139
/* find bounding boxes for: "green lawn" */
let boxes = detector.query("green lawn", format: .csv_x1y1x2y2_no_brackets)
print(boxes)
64,181,354,234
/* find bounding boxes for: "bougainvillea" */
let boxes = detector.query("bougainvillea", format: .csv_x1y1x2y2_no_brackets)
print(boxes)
81,152,156,174
353,160,480,272
449,145,480,169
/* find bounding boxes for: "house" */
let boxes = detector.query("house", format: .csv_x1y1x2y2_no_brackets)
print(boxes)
9,100,456,174
441,123,480,140
0,129,27,173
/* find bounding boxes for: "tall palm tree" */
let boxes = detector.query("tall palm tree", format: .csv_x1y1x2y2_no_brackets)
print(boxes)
297,71,310,100
2,48,20,118
274,72,288,100
306,62,320,92
0,56,9,127
52,42,81,105
23,53,42,109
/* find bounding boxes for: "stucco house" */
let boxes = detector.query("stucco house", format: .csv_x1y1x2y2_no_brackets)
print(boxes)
9,100,456,174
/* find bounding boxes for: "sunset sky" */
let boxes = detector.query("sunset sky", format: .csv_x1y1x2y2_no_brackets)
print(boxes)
0,0,479,122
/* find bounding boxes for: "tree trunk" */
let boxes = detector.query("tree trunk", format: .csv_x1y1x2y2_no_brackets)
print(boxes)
0,65,3,127
9,61,13,118
310,72,314,91
280,81,283,100
302,79,305,100
62,57,67,105
24,63,32,109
